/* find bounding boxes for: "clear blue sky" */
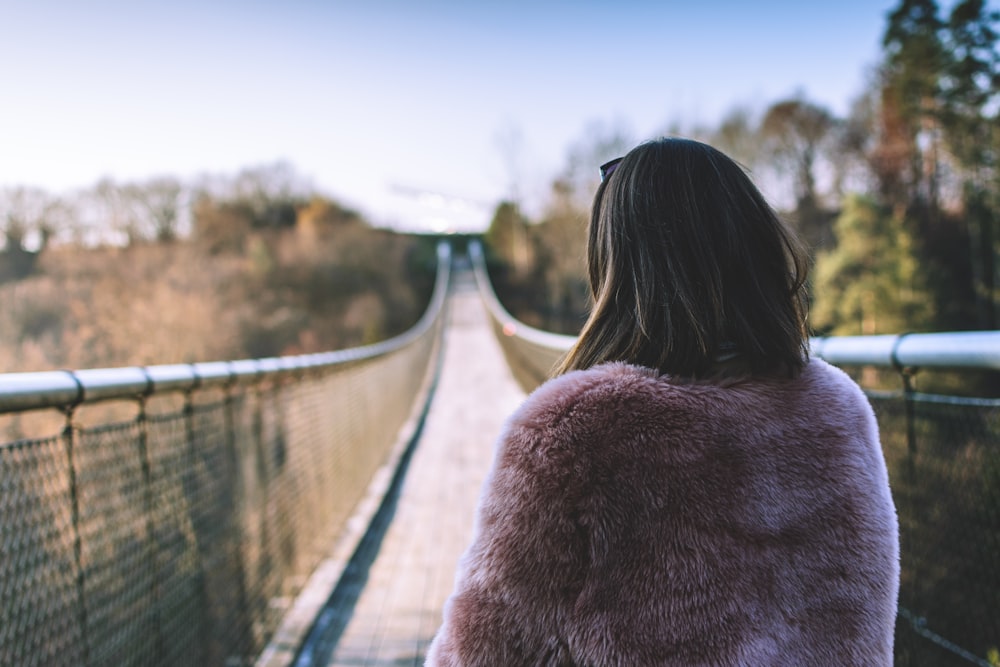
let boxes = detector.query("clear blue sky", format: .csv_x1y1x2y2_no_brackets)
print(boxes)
2,0,910,231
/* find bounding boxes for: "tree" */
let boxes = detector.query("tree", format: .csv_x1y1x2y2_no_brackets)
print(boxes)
879,0,949,217
92,178,143,245
191,195,255,255
812,195,934,335
494,121,526,205
761,97,837,209
130,177,184,243
230,162,312,229
0,187,61,281
938,0,1000,328
485,200,531,273
492,122,531,273
864,0,999,330
294,196,362,241
760,96,839,249
530,180,590,333
0,187,58,250
939,0,998,172
709,106,763,173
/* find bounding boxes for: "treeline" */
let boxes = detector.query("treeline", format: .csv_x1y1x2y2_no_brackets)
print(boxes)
0,163,438,373
486,0,999,342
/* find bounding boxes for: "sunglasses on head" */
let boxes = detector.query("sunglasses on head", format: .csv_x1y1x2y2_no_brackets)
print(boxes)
600,157,623,182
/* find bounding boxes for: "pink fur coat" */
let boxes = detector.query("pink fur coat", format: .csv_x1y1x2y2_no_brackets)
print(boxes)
427,358,899,666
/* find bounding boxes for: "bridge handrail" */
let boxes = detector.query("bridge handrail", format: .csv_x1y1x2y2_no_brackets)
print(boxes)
0,242,452,414
468,241,577,352
811,331,1000,370
468,240,1000,373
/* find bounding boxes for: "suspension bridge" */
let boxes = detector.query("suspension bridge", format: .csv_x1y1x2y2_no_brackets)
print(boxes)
1,241,998,667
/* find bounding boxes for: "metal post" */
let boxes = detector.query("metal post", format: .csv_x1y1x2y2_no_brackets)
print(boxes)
62,405,90,667
136,393,165,662
183,389,211,666
226,382,252,659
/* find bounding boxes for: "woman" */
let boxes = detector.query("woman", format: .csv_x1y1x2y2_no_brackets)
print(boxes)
427,138,899,666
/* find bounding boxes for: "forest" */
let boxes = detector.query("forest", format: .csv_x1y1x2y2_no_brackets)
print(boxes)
0,162,438,374
485,0,999,348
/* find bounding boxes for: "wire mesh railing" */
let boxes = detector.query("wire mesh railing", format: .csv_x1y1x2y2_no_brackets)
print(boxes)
0,242,451,667
876,390,1000,667
467,242,575,393
469,240,1000,667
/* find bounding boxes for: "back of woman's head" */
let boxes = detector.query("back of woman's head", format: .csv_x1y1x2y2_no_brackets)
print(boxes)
556,137,809,378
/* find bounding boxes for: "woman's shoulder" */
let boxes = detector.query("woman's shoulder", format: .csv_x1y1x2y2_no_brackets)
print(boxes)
501,362,711,454
528,361,660,404
798,356,877,416
512,362,665,426
489,363,672,495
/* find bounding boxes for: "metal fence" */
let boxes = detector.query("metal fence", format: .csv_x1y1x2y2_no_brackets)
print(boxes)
469,241,1000,667
0,243,451,667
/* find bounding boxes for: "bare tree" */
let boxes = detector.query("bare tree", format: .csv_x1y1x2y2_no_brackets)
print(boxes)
230,161,313,228
0,186,63,280
130,177,183,242
709,105,764,172
760,96,838,211
493,121,530,271
93,178,142,245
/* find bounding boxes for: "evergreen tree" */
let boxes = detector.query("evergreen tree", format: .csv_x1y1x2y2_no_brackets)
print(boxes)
873,0,998,330
485,200,531,273
812,195,934,335
939,0,999,327
879,0,948,217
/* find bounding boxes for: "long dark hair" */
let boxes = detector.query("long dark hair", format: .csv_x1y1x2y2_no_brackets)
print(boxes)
555,138,810,378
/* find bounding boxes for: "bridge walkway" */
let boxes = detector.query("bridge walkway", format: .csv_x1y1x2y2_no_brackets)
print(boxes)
309,264,526,666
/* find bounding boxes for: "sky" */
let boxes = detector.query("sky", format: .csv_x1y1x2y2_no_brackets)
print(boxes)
2,0,907,233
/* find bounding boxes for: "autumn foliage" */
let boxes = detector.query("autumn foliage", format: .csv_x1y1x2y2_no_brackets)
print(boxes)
0,167,437,374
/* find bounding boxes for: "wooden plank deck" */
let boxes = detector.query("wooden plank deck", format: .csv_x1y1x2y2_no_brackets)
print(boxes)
316,266,527,666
